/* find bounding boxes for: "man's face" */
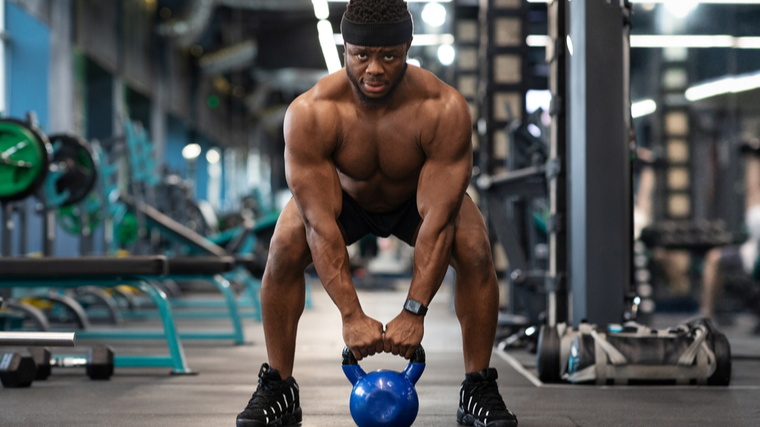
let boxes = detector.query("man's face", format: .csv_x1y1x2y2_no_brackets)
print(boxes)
344,42,410,108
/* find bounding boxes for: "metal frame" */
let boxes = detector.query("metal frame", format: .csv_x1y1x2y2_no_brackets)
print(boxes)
546,0,568,326
567,0,632,325
114,274,249,344
0,276,193,374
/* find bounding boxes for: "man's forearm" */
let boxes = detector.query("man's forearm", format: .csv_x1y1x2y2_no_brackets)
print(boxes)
408,220,456,306
304,222,363,318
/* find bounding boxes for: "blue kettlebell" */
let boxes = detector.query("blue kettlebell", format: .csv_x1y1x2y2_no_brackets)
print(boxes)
342,345,426,427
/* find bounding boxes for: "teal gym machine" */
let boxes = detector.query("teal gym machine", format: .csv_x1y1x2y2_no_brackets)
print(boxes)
0,115,194,373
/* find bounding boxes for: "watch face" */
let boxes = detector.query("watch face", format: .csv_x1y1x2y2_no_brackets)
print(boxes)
407,300,421,312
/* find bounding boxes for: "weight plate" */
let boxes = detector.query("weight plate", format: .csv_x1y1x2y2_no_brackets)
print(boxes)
116,212,138,246
536,325,562,383
58,194,102,236
47,134,98,207
0,119,51,202
708,333,732,386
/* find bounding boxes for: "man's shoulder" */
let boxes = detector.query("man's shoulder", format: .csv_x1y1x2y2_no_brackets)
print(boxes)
409,67,467,110
285,74,347,149
305,72,350,104
289,73,348,119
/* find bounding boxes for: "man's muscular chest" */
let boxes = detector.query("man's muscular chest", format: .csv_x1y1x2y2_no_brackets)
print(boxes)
333,114,426,183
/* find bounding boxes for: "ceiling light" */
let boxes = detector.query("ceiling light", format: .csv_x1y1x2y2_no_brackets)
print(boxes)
530,0,760,3
327,0,452,2
664,0,698,18
318,20,342,73
312,0,329,20
527,35,551,47
182,143,202,160
206,148,221,164
631,99,657,118
685,70,760,101
438,44,455,66
526,34,760,49
633,0,760,3
422,2,447,27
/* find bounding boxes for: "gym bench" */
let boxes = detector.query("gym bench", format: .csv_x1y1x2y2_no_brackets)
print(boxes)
0,256,193,374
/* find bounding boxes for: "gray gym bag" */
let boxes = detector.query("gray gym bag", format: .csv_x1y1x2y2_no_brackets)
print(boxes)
537,318,731,385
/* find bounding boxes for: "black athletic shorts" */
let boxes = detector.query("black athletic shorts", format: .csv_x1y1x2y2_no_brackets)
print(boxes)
337,190,422,246
720,245,748,277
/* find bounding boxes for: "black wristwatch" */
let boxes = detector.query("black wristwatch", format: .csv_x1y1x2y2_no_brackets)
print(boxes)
404,298,428,316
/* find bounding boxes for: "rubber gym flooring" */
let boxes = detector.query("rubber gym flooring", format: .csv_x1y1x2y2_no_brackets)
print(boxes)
1,277,759,427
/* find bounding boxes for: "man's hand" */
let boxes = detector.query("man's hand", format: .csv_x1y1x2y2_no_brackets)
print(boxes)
383,310,424,359
343,311,385,361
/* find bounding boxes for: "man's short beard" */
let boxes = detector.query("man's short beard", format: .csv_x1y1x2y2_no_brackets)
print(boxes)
346,62,408,108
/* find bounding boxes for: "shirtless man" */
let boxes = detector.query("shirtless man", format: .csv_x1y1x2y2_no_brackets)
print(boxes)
700,137,760,321
236,1,518,426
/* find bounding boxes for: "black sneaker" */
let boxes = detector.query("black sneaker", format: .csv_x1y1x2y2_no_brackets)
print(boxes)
236,363,302,426
457,368,518,427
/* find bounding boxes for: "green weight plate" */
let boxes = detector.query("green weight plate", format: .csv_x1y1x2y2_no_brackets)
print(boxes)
58,196,102,236
116,212,138,246
0,119,51,202
47,134,98,207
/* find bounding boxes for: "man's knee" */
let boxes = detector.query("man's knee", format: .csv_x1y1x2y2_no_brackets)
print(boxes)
265,223,310,281
452,230,494,275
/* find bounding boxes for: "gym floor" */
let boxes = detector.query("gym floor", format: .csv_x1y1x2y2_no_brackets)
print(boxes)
1,279,759,427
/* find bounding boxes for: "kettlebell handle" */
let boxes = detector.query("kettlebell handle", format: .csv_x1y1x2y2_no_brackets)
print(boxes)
342,345,426,365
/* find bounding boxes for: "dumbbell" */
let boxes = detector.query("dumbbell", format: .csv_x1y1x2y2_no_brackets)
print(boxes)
30,346,115,380
0,352,37,388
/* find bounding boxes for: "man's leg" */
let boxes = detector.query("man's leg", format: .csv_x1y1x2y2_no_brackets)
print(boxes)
449,196,518,427
700,248,722,318
261,198,313,379
449,196,499,374
238,199,312,427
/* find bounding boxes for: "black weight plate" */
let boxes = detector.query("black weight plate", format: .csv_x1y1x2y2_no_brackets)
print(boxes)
536,325,562,383
86,346,114,380
48,134,98,207
708,333,732,386
0,119,51,202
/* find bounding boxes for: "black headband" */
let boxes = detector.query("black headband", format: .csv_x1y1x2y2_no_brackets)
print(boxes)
341,11,414,47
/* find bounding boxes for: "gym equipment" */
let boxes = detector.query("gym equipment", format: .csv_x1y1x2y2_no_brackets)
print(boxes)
475,109,558,347
536,324,562,383
153,177,217,237
0,116,103,258
537,318,731,385
0,352,37,388
57,194,102,236
0,118,51,203
74,286,122,325
640,220,734,253
0,256,195,375
342,346,426,427
23,292,91,329
0,331,76,347
44,133,98,207
1,299,52,331
30,346,115,380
